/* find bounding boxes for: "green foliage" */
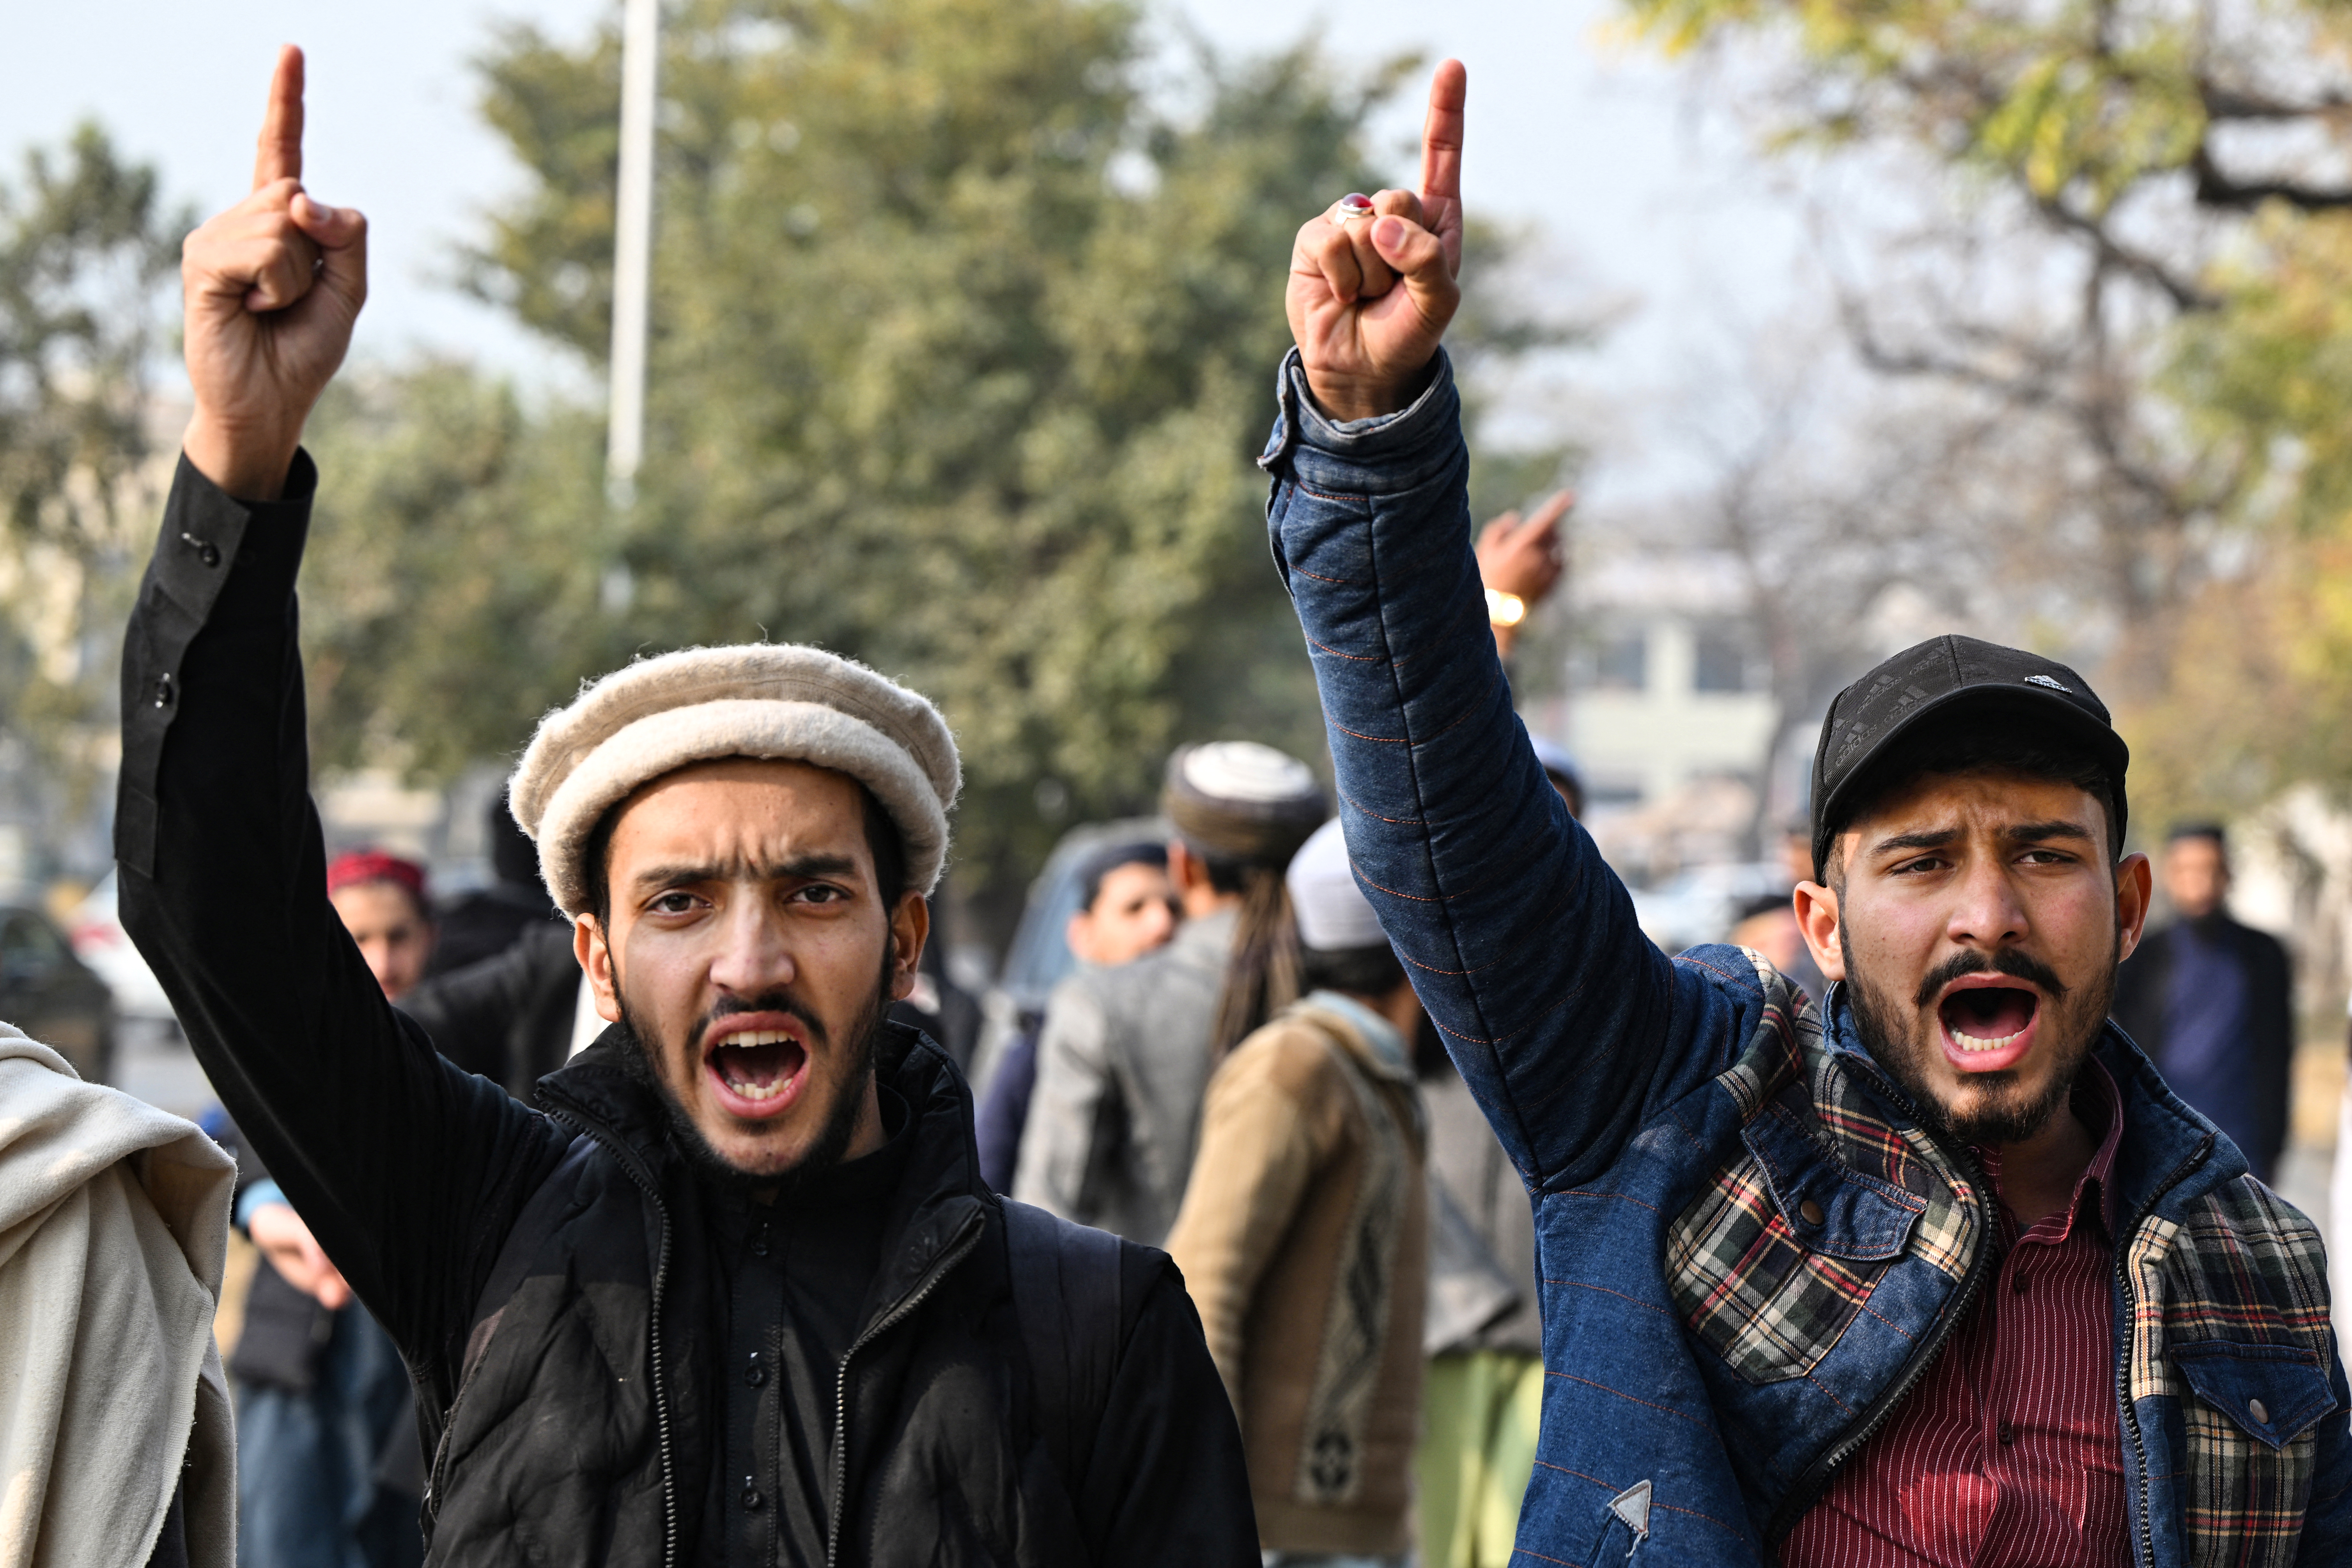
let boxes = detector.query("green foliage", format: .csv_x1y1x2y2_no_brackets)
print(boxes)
0,124,189,819
1615,0,2352,829
1623,0,2209,212
292,0,1565,910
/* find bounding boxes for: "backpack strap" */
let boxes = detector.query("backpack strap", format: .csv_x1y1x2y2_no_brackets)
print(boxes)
1000,1199,1124,1486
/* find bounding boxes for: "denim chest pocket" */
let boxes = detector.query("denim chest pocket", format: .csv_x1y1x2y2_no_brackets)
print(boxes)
1667,1106,1927,1386
2173,1340,2338,1448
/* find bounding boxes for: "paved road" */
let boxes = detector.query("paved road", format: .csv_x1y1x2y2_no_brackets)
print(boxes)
111,1016,217,1121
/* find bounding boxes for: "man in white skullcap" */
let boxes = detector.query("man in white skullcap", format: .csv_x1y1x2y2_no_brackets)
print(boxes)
1015,740,1327,1245
114,47,1254,1567
1167,817,1429,1568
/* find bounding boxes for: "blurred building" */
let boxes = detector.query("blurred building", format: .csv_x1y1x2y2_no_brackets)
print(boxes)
1524,550,1785,888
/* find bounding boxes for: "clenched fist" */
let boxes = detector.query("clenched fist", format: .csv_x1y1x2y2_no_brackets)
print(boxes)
1285,60,1465,423
181,45,368,500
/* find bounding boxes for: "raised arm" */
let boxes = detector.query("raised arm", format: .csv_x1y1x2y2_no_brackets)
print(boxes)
1262,63,1750,1191
116,47,562,1371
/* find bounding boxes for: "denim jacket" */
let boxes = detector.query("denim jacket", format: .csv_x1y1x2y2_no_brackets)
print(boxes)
1259,349,2352,1566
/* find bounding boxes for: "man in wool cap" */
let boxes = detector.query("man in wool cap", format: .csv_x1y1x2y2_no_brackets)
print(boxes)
1016,740,1326,1245
116,48,1253,1566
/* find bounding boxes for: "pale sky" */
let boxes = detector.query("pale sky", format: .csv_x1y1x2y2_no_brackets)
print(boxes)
0,0,1813,505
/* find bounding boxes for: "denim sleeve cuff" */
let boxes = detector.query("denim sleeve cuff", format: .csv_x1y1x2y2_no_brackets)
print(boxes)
235,1177,287,1231
1257,347,1462,495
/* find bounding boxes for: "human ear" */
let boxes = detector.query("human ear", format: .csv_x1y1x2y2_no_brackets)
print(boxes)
575,915,621,1024
889,893,931,1001
1793,879,1845,982
1166,839,1205,895
2113,852,2153,963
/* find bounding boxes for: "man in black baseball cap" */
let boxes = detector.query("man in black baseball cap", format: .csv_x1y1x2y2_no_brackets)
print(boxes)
1262,81,2349,1557
1794,635,2141,1162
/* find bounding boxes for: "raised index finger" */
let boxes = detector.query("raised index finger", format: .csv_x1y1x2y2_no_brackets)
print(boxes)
1418,59,1466,212
252,44,305,191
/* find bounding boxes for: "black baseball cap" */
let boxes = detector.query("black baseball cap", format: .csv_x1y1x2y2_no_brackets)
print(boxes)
1810,635,2129,879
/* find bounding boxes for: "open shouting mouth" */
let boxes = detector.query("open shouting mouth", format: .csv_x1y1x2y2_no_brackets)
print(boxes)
1935,975,2041,1074
703,1015,813,1120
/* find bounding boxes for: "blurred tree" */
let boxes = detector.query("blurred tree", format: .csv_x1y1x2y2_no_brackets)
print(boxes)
1619,0,2352,825
299,0,1573,922
0,126,189,852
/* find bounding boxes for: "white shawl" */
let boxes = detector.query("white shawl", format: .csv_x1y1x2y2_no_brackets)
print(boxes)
0,1029,235,1568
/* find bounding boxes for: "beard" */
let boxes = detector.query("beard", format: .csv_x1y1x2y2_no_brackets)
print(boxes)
612,954,894,1197
1841,925,2117,1149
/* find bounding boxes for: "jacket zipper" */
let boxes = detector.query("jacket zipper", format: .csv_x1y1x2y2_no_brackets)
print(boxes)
1763,1057,1993,1545
822,1210,986,1568
543,1104,682,1568
2112,1135,2213,1568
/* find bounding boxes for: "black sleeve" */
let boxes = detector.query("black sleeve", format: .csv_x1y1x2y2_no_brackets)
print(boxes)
2252,928,2296,1175
115,454,568,1388
2110,928,2169,1060
1075,1255,1257,1564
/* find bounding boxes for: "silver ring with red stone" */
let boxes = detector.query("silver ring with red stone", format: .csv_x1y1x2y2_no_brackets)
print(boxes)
1329,192,1376,225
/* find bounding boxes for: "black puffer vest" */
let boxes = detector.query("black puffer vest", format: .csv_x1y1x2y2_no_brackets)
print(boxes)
416,1022,1133,1567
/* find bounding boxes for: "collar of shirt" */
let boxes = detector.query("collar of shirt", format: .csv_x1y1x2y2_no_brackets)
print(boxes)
1972,1056,2125,1247
1301,988,1412,1077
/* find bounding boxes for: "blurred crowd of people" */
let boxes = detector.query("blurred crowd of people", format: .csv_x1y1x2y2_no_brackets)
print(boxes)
56,455,2319,1568
6,44,2343,1568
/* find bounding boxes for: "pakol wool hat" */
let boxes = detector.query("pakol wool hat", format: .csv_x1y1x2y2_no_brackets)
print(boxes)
508,645,961,916
1810,634,2127,879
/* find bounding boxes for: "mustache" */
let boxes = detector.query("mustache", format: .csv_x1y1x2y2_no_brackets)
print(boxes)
695,989,831,1051
1912,947,2069,1010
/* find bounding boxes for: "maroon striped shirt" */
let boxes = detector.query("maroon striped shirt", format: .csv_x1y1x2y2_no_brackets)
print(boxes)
1782,1061,2129,1568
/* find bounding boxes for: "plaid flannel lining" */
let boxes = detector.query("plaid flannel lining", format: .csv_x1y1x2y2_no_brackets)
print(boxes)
1666,956,2338,1554
1668,959,1980,1386
2125,1179,2336,1568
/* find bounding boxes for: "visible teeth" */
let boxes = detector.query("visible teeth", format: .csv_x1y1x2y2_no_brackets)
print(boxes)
1951,1028,2023,1052
730,1076,787,1100
725,1030,792,1047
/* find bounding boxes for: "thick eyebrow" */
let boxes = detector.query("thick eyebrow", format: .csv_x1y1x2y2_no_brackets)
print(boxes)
2004,819,2097,845
1867,827,1959,859
627,852,862,894
1866,819,2097,861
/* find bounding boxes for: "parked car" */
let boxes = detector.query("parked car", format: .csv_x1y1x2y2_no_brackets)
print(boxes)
967,817,1164,1096
1,900,117,1083
66,871,179,1029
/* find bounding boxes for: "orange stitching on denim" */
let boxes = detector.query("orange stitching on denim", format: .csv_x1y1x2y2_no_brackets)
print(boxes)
1542,1278,1679,1318
1554,1188,1661,1213
1306,631,1385,663
1293,482,1363,502
1329,719,1411,746
1544,1370,1709,1427
1429,980,1586,1046
1335,785,1424,827
1398,947,1507,978
1856,1299,1918,1342
1800,1367,1856,1416
1676,953,1764,995
1510,1549,1581,1567
1286,564,1364,586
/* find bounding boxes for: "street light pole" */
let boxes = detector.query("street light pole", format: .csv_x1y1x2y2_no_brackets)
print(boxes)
606,0,660,510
